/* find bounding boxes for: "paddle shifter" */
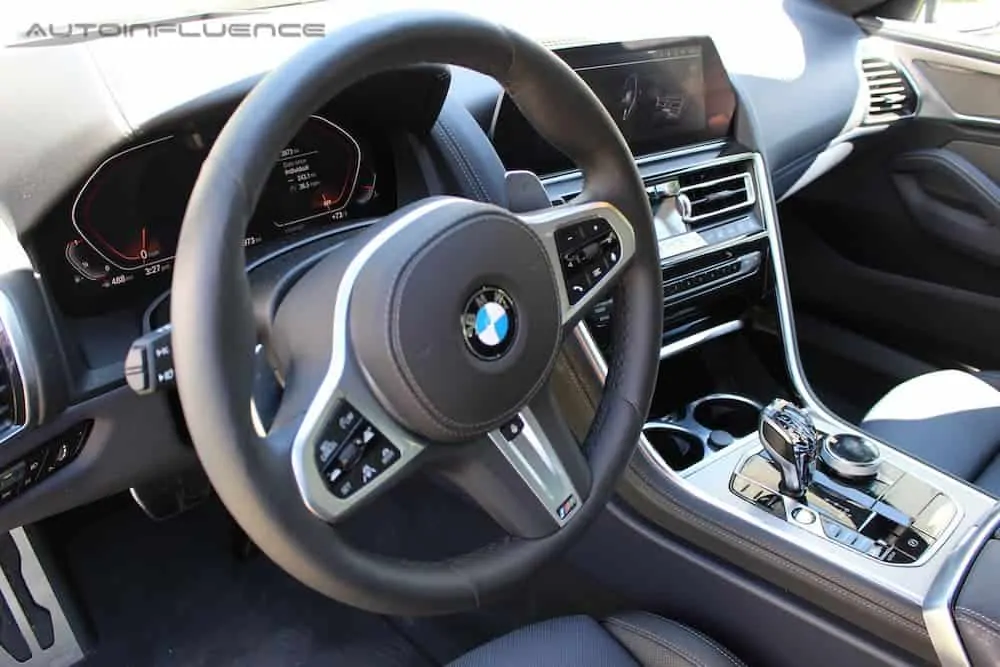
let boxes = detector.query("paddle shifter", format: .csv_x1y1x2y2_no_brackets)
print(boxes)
758,399,820,497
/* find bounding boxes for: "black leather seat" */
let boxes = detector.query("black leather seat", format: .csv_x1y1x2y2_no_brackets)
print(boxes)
449,612,745,667
862,370,1000,495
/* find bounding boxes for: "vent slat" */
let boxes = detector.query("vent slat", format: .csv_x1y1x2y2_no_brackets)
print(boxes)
0,327,23,433
674,163,755,226
862,57,917,125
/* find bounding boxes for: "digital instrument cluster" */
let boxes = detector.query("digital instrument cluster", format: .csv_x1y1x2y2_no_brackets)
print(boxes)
41,115,394,315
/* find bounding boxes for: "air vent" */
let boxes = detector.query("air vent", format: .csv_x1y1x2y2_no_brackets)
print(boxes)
671,160,756,226
862,57,918,124
0,357,16,432
0,305,27,438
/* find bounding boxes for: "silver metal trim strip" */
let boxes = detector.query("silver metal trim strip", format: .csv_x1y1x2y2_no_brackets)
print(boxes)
659,320,743,361
487,407,580,525
0,291,35,442
924,502,1000,667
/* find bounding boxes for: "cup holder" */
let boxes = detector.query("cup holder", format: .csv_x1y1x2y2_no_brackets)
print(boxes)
642,394,763,472
641,424,704,471
690,394,763,440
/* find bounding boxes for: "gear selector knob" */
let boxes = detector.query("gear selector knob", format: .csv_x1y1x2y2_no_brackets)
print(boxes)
759,399,819,497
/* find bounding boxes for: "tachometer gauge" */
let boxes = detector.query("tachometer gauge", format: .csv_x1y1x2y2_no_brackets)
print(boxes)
64,238,110,282
254,117,361,229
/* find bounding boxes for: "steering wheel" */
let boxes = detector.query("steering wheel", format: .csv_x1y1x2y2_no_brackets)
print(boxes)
171,11,662,615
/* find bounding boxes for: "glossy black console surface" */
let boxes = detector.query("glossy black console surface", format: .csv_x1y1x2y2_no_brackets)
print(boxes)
731,449,957,565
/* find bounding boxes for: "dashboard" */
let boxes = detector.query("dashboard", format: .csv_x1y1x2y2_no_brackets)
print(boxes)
31,114,395,316
0,0,877,536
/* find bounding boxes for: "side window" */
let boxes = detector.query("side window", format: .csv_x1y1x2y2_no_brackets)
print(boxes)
915,0,1000,47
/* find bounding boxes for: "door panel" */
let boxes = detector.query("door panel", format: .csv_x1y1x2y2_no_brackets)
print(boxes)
780,33,1000,371
948,140,1000,183
892,148,1000,265
914,60,1000,120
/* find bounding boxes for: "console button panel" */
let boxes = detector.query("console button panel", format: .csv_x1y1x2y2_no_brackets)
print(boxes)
0,422,92,505
554,220,621,305
315,402,400,500
731,451,957,565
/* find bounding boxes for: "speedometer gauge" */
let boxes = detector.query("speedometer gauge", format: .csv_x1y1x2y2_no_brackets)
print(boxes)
72,136,193,272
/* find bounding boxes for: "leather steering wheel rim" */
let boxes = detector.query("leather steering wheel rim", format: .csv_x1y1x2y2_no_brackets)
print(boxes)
171,11,662,615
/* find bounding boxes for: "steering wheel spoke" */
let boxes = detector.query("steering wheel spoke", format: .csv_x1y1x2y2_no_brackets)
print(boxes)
438,391,591,539
518,201,636,328
290,360,428,523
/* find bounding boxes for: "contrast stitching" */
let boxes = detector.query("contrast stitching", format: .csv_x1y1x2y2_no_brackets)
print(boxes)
434,119,489,202
957,608,1000,636
624,463,925,633
440,119,492,202
605,617,707,667
956,611,1000,648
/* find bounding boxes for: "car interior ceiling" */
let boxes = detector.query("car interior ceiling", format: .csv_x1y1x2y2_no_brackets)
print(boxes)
0,0,1000,665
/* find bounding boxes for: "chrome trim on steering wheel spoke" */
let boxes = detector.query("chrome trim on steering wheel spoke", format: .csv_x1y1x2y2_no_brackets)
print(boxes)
290,198,464,522
519,201,636,326
487,407,581,526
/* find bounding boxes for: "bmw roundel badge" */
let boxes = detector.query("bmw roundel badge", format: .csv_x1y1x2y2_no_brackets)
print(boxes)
462,286,517,360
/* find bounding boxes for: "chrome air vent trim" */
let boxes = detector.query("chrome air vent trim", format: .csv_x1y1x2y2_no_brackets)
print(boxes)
0,292,34,444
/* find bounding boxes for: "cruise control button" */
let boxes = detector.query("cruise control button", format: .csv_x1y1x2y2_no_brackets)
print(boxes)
317,440,338,468
317,402,365,471
377,443,399,467
334,474,358,499
330,404,362,440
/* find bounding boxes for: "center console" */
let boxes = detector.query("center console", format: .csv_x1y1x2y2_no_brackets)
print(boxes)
735,399,957,567
501,34,1000,667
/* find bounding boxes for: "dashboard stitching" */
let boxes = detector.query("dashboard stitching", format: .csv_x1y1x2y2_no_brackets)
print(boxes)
434,119,490,202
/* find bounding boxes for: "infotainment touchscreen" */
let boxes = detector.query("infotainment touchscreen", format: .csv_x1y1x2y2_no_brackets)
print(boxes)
577,44,709,150
492,37,737,175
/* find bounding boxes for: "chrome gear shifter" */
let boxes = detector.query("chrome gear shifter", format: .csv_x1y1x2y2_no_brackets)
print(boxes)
758,399,820,497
